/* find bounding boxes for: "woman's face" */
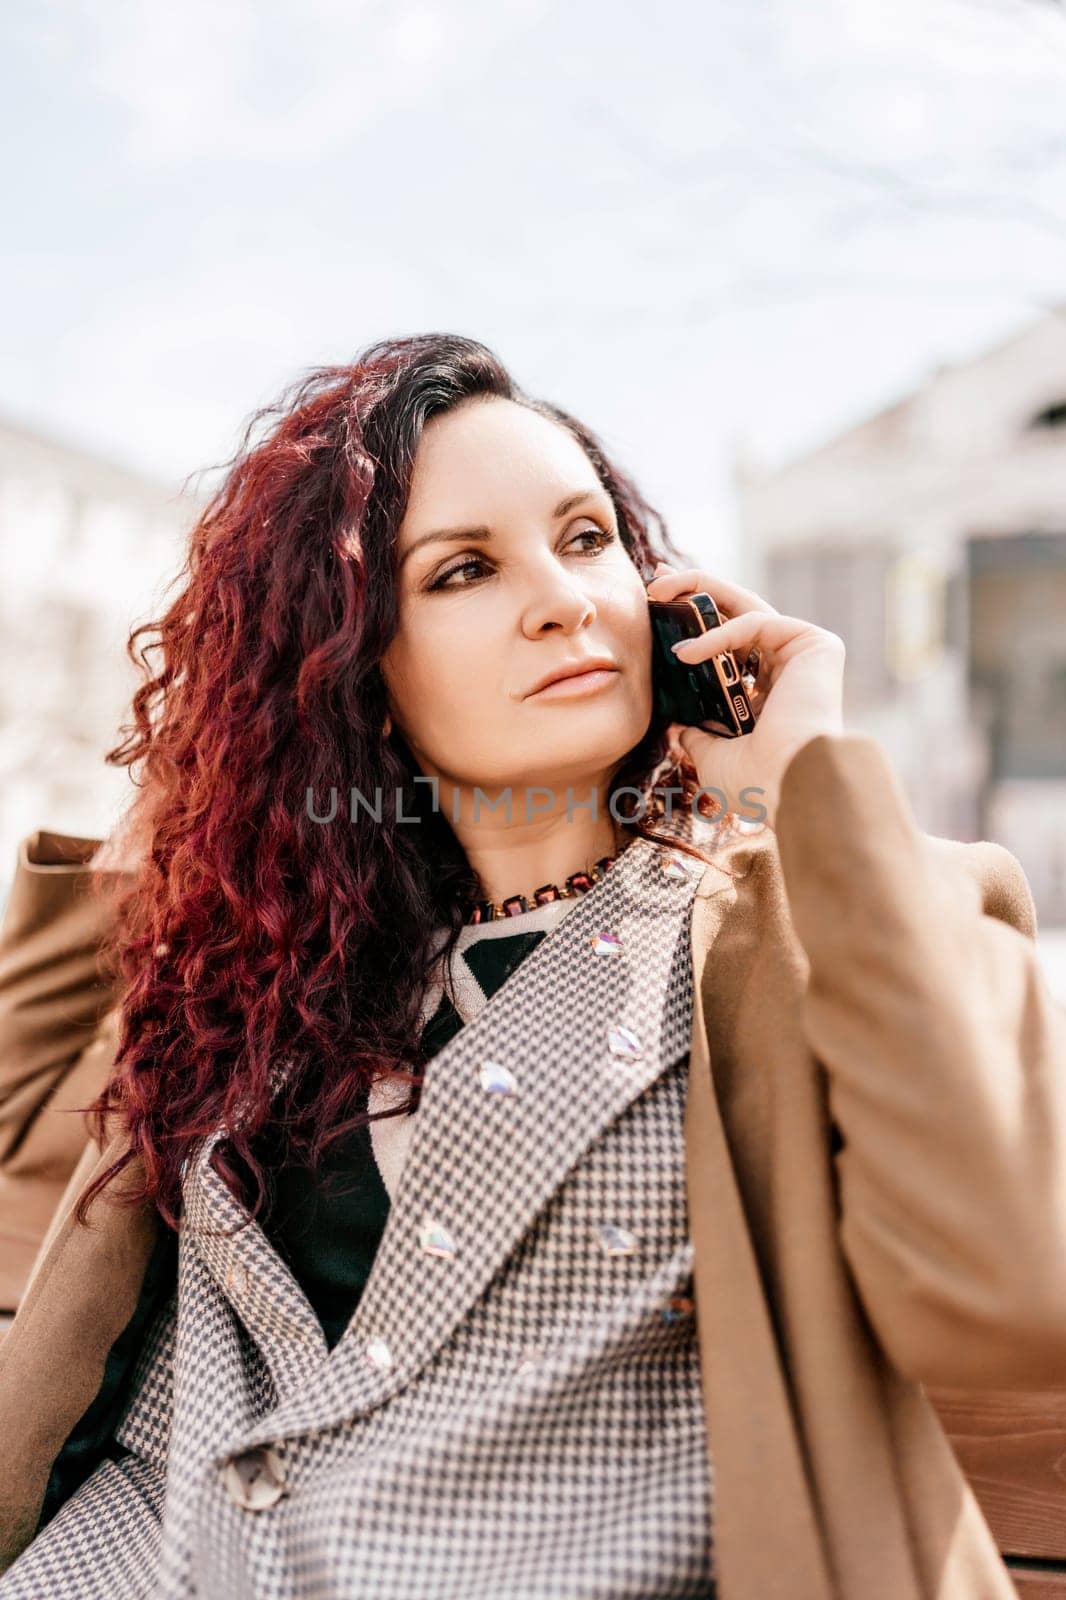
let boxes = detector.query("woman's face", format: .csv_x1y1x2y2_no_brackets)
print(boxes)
381,396,653,805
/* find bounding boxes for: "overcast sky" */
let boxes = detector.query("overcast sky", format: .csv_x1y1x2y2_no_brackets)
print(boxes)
4,0,1066,568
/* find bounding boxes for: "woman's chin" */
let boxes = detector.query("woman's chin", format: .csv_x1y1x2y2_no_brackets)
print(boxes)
494,738,640,791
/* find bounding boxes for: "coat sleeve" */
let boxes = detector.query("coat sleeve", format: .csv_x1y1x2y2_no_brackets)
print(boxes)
773,732,1066,1392
0,829,112,1164
0,1131,161,1576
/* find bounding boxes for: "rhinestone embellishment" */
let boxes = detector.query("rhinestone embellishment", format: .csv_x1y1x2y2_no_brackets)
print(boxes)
419,1219,458,1260
365,1336,394,1371
661,851,698,881
590,930,623,956
479,1059,517,1095
516,1345,544,1376
607,1024,643,1060
225,1260,249,1296
599,1223,638,1257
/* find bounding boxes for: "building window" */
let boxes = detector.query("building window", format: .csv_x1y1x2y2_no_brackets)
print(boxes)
967,532,1066,781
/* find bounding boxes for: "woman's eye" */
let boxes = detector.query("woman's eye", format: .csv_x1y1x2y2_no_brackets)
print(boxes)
428,523,615,592
428,554,489,591
573,524,615,555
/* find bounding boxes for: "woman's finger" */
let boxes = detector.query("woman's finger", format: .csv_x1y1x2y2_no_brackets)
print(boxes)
645,567,780,617
669,608,841,667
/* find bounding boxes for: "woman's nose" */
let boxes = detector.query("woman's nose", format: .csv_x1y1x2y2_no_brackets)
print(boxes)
522,575,597,634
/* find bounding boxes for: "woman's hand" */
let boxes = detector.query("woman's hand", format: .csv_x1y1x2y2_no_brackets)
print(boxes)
646,560,846,831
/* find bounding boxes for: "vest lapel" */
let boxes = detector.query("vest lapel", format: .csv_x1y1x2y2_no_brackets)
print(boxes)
182,1095,330,1393
184,811,726,1458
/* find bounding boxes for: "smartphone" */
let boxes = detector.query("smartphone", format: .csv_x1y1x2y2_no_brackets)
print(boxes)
649,592,757,739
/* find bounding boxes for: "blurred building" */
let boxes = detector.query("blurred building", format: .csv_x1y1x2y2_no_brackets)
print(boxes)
735,307,1066,929
0,413,203,900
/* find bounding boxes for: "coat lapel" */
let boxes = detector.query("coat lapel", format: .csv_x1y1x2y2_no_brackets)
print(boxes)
183,809,731,1459
683,837,838,1600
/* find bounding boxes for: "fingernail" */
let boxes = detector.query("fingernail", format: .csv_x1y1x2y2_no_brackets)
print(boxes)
654,561,672,573
671,639,693,654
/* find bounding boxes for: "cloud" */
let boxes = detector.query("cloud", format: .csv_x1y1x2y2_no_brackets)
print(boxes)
26,0,552,164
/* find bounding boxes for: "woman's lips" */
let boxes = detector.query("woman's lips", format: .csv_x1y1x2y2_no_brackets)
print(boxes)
527,667,620,700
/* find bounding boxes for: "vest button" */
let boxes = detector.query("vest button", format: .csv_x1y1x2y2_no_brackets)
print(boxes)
222,1445,287,1510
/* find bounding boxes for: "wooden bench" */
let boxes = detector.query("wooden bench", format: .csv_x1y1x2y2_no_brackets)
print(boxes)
927,1385,1066,1595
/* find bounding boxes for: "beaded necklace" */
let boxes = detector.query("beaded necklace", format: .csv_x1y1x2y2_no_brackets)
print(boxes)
466,852,619,925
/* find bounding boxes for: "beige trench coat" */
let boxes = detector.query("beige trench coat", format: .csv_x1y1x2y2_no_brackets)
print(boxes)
1,731,1064,1598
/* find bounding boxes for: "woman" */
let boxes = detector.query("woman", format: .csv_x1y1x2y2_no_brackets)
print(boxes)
1,331,1064,1599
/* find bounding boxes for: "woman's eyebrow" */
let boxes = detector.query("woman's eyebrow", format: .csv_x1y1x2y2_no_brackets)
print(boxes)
398,489,610,570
